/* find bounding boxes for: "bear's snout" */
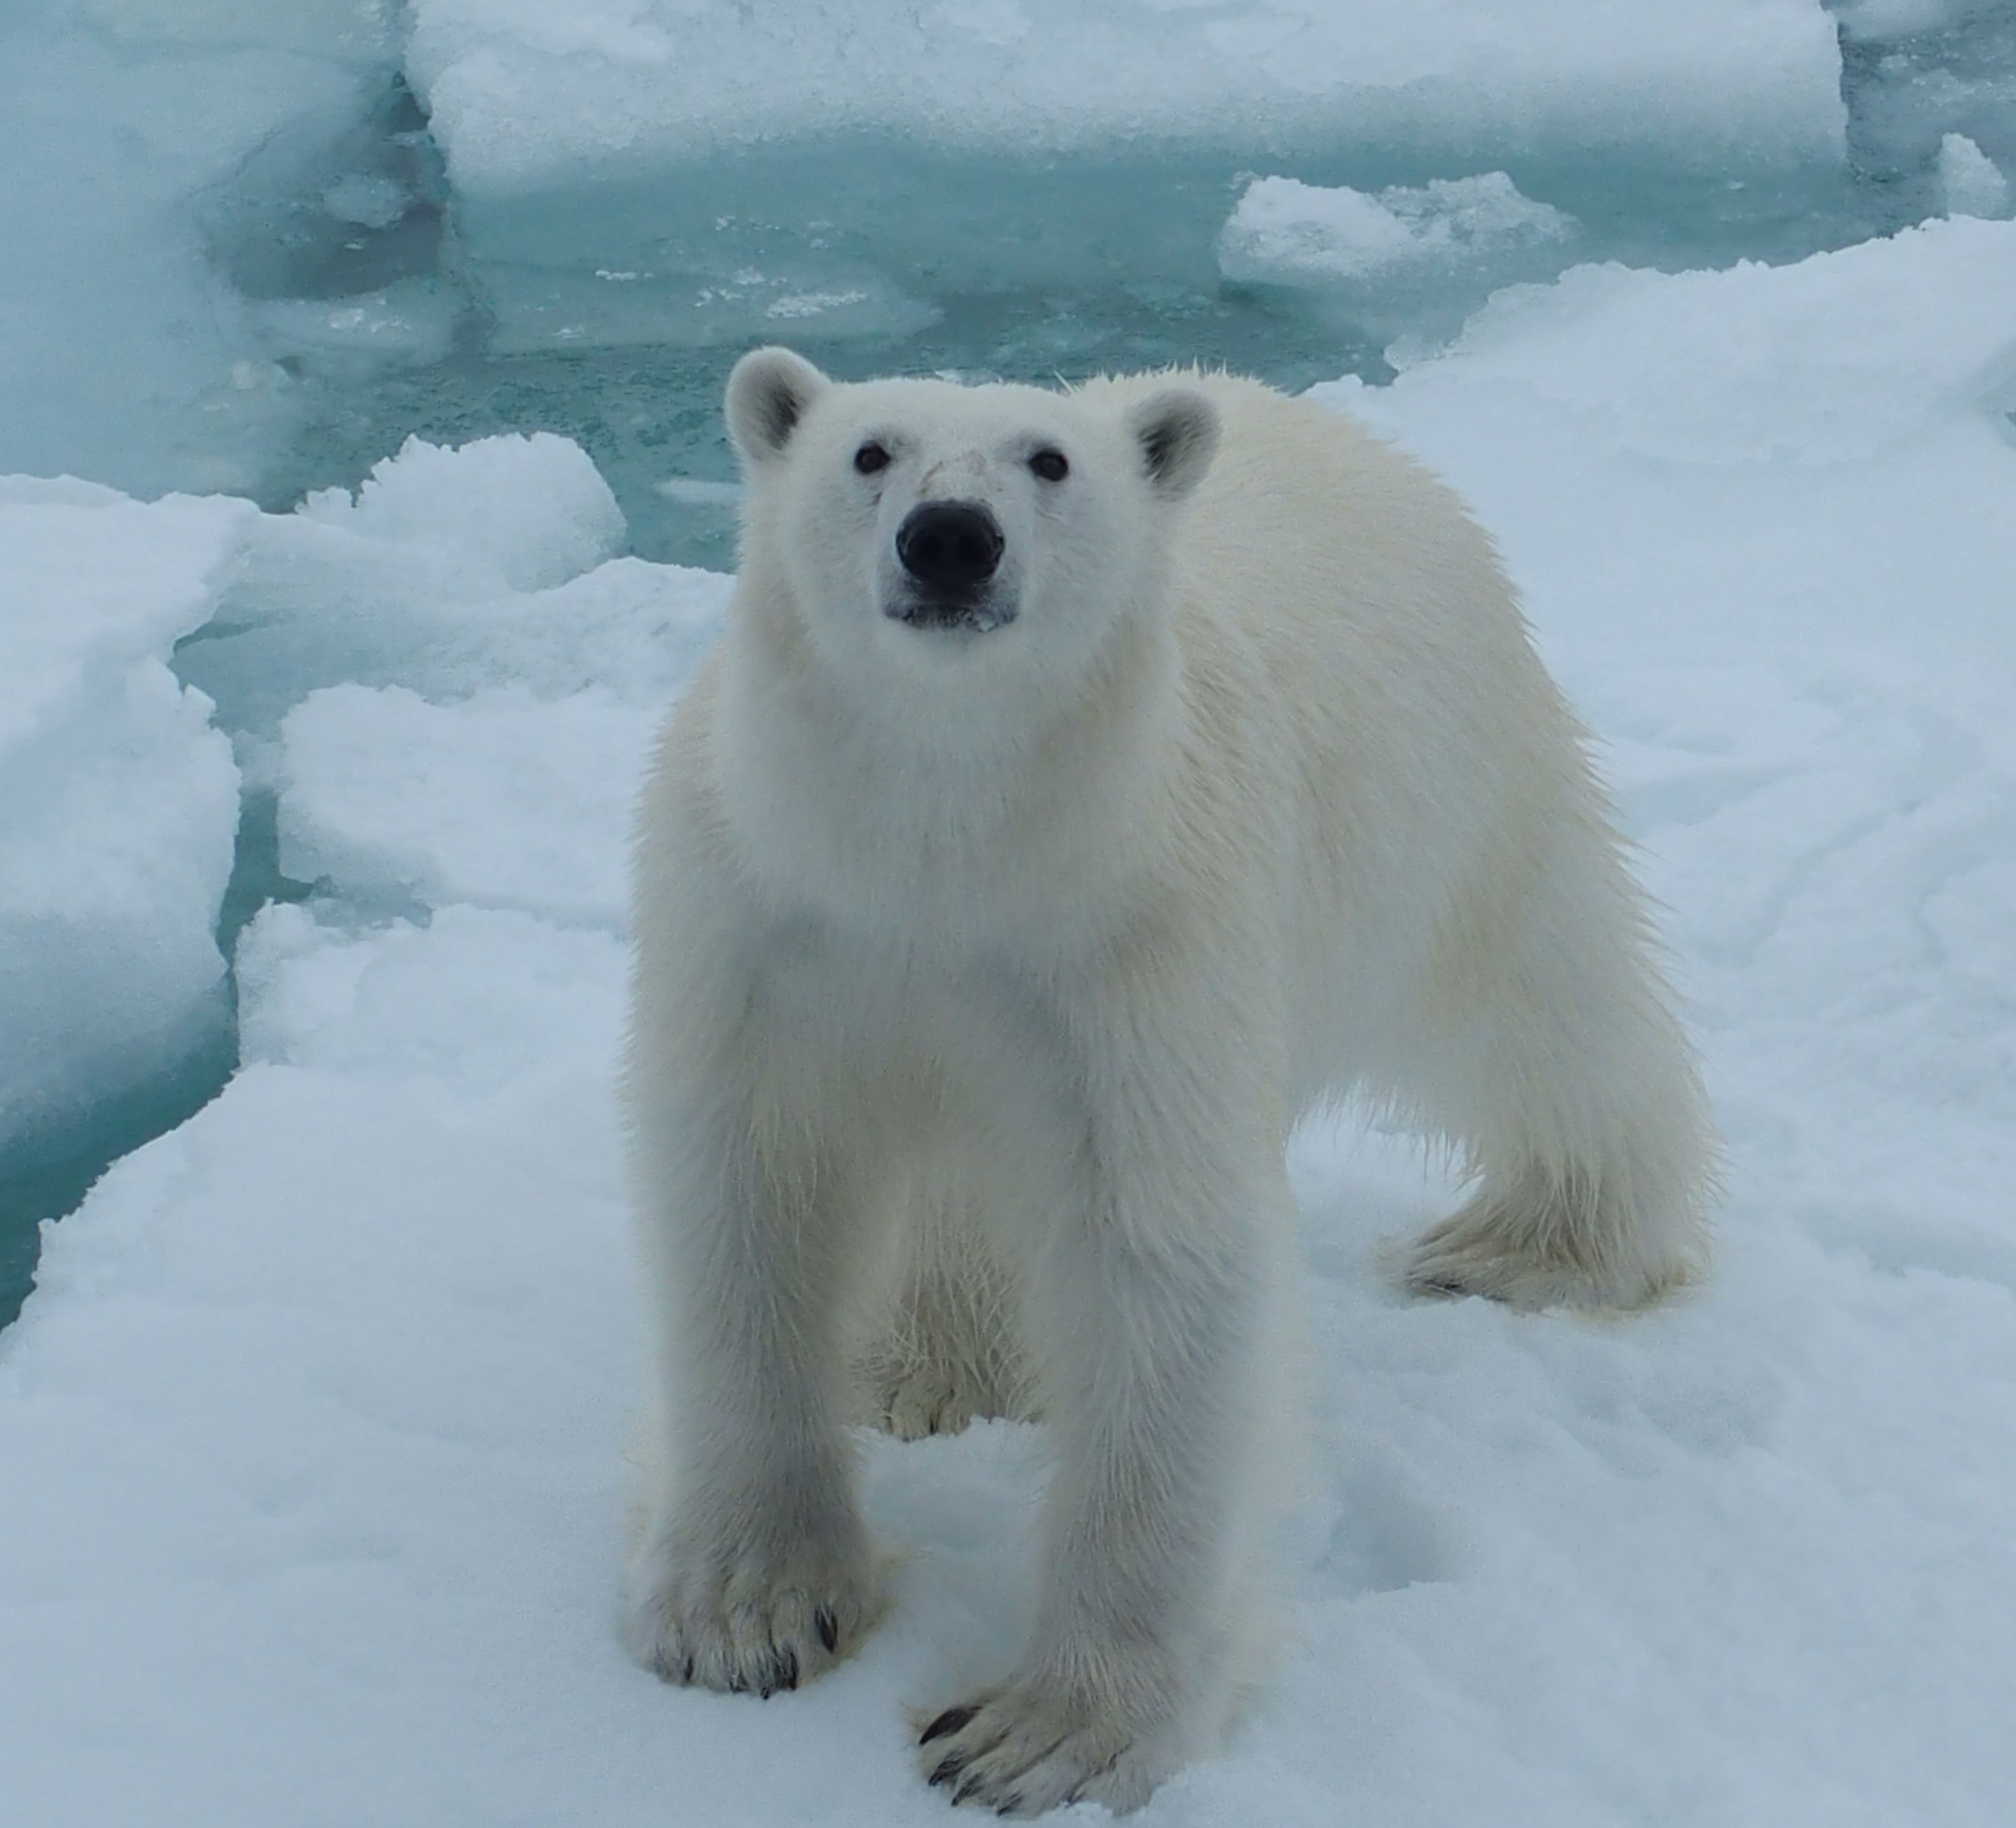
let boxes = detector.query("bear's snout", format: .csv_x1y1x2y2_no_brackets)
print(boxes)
895,500,1004,595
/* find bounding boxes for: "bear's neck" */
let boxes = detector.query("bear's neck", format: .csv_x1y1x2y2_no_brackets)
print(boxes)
711,577,1192,959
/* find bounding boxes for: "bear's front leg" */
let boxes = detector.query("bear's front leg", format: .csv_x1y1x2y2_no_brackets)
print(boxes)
917,976,1296,1815
622,1052,885,1697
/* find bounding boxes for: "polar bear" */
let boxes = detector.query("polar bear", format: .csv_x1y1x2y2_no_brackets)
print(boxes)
620,348,1715,1814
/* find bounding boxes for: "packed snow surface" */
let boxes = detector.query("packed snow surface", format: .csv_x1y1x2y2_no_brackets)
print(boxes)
5,215,2015,1825
406,0,1844,191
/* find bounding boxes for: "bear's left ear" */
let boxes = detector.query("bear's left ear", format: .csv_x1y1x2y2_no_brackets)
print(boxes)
724,346,831,468
1127,386,1220,502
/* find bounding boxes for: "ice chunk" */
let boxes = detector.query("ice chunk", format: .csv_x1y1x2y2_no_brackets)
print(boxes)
175,434,733,739
655,478,743,509
297,433,626,593
1216,171,1583,351
406,1,1845,192
1938,132,2014,216
1209,173,1572,298
1220,174,1576,287
278,684,656,927
0,482,252,1162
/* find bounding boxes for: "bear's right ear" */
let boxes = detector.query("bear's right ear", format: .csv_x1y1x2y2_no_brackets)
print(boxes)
724,346,830,468
1127,386,1220,502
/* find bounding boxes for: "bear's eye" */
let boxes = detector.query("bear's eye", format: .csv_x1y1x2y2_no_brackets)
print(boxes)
1029,448,1070,482
853,441,892,476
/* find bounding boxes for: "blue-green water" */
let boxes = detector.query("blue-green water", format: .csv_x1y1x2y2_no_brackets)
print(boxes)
0,793,309,1330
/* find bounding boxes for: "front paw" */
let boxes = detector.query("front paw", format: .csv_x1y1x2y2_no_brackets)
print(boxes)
625,1512,885,1697
916,1680,1175,1816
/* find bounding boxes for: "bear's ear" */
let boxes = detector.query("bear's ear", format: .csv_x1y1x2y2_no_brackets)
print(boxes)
724,346,831,468
1126,386,1220,501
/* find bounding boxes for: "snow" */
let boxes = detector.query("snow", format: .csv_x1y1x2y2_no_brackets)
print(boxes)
0,482,250,1165
295,433,626,593
406,1,1845,193
278,684,655,926
5,205,2016,1825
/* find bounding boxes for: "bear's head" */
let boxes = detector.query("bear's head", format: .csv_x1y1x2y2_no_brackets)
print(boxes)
722,348,1219,704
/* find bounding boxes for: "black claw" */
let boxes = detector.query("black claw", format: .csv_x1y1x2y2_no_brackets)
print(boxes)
922,1704,979,1745
953,1775,988,1806
995,1800,1023,1819
929,1754,971,1788
815,1606,839,1653
775,1648,799,1692
680,1655,695,1684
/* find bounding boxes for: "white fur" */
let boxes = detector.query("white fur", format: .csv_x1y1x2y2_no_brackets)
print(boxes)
620,349,1716,1813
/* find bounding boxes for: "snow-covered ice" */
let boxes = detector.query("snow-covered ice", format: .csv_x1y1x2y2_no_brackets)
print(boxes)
0,482,250,1167
3,3,2015,1821
279,684,655,927
406,0,1844,191
175,433,720,741
5,200,2016,1825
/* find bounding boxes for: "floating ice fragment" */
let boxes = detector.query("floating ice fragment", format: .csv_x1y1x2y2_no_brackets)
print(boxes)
654,478,743,507
765,288,870,319
249,281,460,365
322,172,413,228
1219,172,1575,288
1939,134,2013,219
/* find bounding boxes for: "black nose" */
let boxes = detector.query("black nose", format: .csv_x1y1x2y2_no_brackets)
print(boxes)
895,501,1003,592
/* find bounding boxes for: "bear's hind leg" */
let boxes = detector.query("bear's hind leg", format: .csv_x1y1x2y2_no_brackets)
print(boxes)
1397,818,1716,1313
1405,1160,1698,1311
